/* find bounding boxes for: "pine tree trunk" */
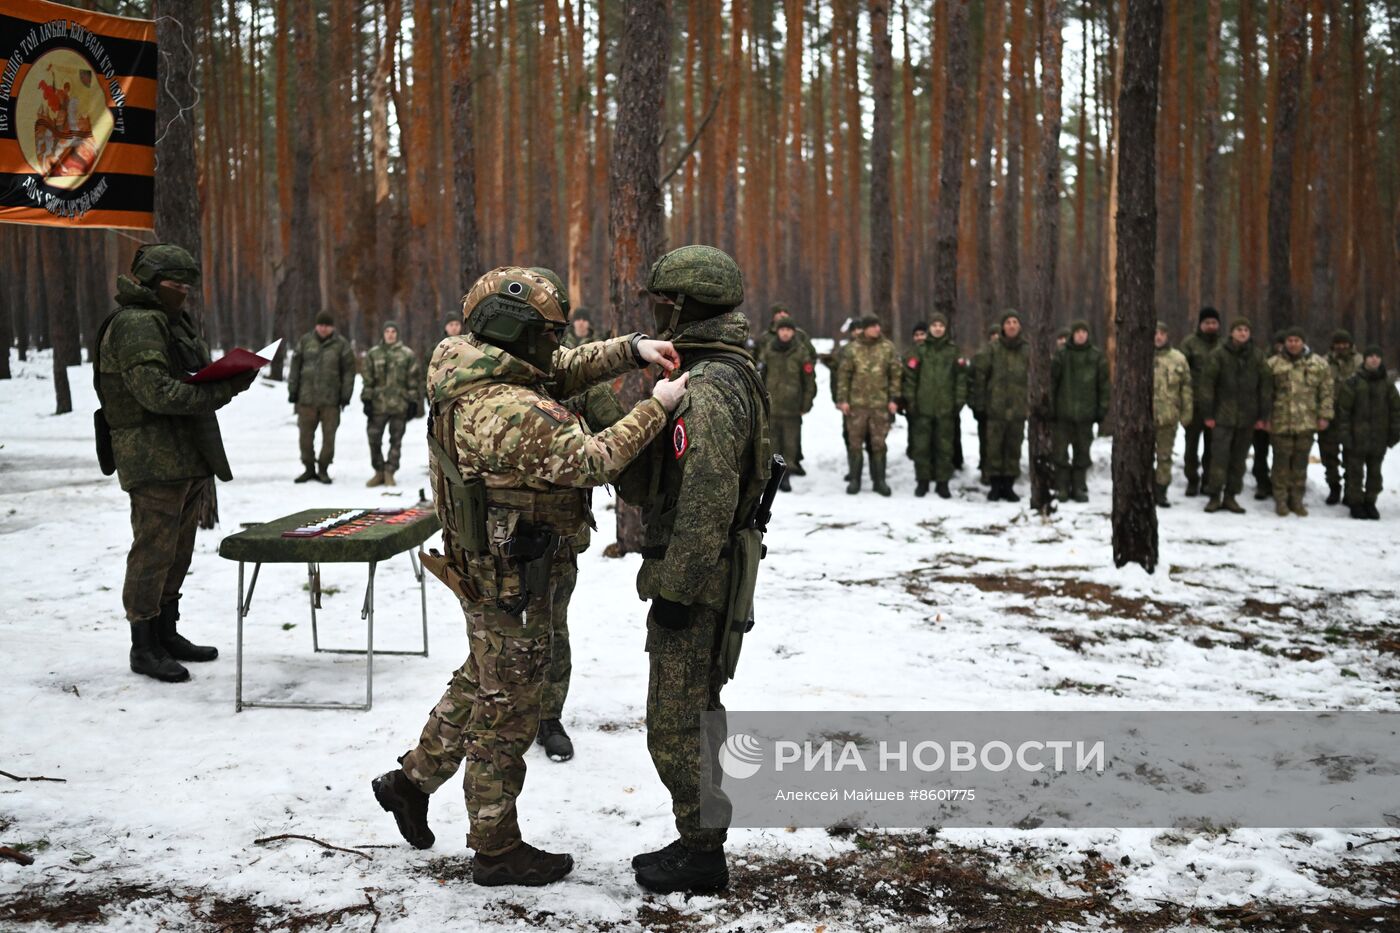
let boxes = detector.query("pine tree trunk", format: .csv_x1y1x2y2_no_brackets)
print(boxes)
154,0,204,325
975,0,1006,317
1111,0,1162,573
274,0,318,383
933,0,972,325
1266,0,1306,336
0,229,13,378
1028,0,1064,515
608,0,672,554
868,0,894,318
451,0,480,291
45,231,75,415
1199,0,1222,308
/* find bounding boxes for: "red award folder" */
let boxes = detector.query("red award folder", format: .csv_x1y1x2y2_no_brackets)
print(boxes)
184,339,282,384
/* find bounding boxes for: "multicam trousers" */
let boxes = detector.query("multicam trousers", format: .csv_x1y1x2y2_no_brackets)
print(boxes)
646,603,729,852
1154,424,1178,487
399,556,576,856
123,478,207,623
844,408,890,458
297,404,340,467
367,413,407,473
1270,432,1314,506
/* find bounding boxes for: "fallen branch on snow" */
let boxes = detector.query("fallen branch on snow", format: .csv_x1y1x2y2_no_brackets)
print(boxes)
253,833,373,861
0,769,67,783
0,846,36,866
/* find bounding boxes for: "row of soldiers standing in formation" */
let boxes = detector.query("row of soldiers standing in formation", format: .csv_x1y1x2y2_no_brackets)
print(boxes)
746,304,1399,516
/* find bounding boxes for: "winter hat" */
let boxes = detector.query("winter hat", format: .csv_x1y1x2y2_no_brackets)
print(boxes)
1056,327,1070,339
1330,329,1353,345
930,312,948,327
1070,319,1090,335
1363,344,1383,358
1229,317,1251,331
1282,326,1305,341
571,307,592,322
771,303,790,319
383,320,400,332
1156,320,1169,332
1198,306,1221,324
315,311,334,326
863,315,882,329
1001,309,1022,325
912,321,929,334
443,314,460,327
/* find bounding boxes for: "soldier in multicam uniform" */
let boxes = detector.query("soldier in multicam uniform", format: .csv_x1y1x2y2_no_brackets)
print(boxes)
1179,306,1222,497
1337,345,1400,519
902,313,967,498
1199,318,1272,514
288,310,356,483
1152,322,1192,508
1050,320,1110,502
836,315,901,496
362,321,422,488
973,311,1030,502
1265,328,1334,517
757,316,815,492
371,267,687,887
614,245,772,895
95,244,256,682
1321,329,1363,505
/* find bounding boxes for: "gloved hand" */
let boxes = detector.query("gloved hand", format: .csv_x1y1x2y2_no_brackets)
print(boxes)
363,399,372,417
229,369,257,393
650,596,690,631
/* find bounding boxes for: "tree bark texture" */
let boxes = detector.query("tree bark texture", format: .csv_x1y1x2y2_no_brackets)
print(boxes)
867,0,894,318
932,0,972,326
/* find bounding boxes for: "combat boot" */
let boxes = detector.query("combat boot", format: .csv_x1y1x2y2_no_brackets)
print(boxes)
915,480,929,498
634,845,728,894
870,455,891,497
987,478,1003,502
1071,470,1089,503
294,462,316,483
367,470,384,488
371,769,435,849
1203,494,1223,513
1154,484,1171,508
935,481,952,500
129,619,190,683
1001,478,1021,503
1365,503,1380,520
536,719,574,762
632,838,686,871
473,841,574,887
1223,495,1245,514
1185,477,1200,498
1275,499,1291,517
1290,494,1308,517
778,474,792,492
1349,503,1366,520
158,600,217,662
789,462,806,477
1326,483,1342,505
383,470,397,487
316,463,333,484
1253,482,1271,501
846,453,863,495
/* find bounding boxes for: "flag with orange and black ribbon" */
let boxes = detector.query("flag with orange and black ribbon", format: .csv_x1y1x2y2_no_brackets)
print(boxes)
0,0,155,229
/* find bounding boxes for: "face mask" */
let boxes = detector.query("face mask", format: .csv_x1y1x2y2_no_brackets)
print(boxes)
156,282,189,313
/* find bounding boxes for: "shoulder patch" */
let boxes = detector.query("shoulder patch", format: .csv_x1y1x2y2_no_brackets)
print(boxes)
803,361,815,374
957,357,968,367
907,356,919,369
672,417,690,460
532,398,576,425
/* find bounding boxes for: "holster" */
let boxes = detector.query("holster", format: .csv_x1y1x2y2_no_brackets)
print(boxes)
419,549,481,602
496,523,559,616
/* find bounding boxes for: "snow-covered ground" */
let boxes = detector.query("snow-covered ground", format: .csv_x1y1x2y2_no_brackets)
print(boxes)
2,347,1397,931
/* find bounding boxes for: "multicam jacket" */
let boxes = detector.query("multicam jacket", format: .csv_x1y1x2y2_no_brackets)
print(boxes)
835,336,901,408
1153,344,1193,428
1267,350,1334,435
362,341,422,417
901,334,968,419
288,330,356,407
96,275,238,491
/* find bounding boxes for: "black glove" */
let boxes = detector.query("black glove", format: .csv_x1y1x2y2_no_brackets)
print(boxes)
650,597,690,631
229,369,257,393
363,399,372,417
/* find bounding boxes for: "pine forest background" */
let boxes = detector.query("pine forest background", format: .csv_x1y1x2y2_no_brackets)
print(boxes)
3,0,1400,387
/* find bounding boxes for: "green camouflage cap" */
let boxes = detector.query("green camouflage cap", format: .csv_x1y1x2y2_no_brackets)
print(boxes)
528,267,570,317
646,245,744,307
1331,329,1353,345
131,243,200,286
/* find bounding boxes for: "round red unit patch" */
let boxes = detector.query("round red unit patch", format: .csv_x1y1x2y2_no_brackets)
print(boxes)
672,418,689,459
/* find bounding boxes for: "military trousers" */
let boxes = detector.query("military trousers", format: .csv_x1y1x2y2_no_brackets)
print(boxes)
1052,421,1095,494
1343,449,1385,506
844,408,890,459
984,417,1026,479
399,555,576,856
1252,429,1272,493
296,405,340,467
770,415,804,476
123,478,207,623
1183,420,1212,484
645,603,729,852
1154,424,1179,487
976,415,989,480
1206,425,1253,497
909,414,956,483
1270,432,1314,506
1318,423,1344,489
367,413,407,473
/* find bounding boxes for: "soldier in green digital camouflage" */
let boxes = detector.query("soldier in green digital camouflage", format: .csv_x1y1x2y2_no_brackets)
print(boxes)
288,310,356,483
560,307,600,349
902,313,967,498
757,317,815,492
1050,320,1110,502
1265,328,1334,516
1321,329,1363,504
1179,307,1222,496
1152,322,1192,507
95,244,256,682
973,311,1030,502
443,315,463,339
371,266,687,887
836,316,901,496
969,322,1001,485
614,245,772,895
1337,345,1400,519
362,321,422,488
1199,318,1273,514
757,305,814,474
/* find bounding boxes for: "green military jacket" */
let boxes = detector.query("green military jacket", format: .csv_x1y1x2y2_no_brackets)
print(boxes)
1153,345,1193,428
97,275,238,492
561,328,602,350
1180,330,1221,419
1200,339,1273,429
757,335,816,417
1327,348,1364,391
1051,340,1111,424
288,330,356,408
1336,366,1400,455
619,311,771,612
973,335,1029,421
901,335,968,419
362,341,422,417
758,321,816,361
835,336,901,408
1267,350,1334,435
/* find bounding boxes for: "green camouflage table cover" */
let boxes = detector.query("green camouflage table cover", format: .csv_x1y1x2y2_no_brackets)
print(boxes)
218,506,441,564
